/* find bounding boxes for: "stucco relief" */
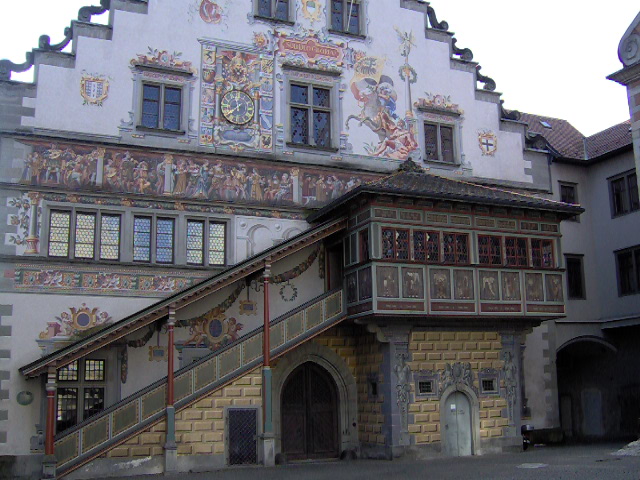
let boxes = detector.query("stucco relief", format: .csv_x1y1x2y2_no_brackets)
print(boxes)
37,304,113,353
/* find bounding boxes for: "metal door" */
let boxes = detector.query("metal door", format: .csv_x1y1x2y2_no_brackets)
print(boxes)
228,408,258,465
281,362,339,460
444,391,472,456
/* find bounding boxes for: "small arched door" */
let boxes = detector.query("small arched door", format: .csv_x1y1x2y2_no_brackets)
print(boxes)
281,362,339,460
444,391,472,456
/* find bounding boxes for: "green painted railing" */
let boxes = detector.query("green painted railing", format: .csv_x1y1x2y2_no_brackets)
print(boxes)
55,288,344,476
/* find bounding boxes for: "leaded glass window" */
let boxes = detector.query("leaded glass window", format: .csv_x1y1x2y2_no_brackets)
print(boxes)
331,0,361,35
100,214,120,261
478,235,502,266
141,84,182,131
443,233,468,265
382,228,395,259
84,360,105,381
531,238,554,268
424,122,456,163
414,231,439,263
505,237,528,267
290,83,332,148
49,211,71,257
187,220,205,265
56,388,78,432
156,218,175,264
380,228,408,261
209,222,226,266
133,216,152,262
83,388,105,420
57,361,79,382
74,213,96,259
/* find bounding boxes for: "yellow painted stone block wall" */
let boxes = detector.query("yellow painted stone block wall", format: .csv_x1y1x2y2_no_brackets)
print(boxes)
408,331,509,445
106,368,262,459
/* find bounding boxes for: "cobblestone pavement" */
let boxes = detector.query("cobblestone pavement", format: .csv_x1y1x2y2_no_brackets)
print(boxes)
106,443,640,480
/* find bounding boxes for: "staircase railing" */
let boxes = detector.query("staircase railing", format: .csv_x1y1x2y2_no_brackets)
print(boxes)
54,288,344,476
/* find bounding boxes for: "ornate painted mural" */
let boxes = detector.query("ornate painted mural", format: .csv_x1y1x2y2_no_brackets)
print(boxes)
14,140,379,207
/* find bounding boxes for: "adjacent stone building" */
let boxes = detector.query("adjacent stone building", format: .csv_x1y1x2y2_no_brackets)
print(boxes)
0,1,637,479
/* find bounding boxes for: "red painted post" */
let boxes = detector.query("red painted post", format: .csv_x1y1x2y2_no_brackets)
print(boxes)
45,367,56,456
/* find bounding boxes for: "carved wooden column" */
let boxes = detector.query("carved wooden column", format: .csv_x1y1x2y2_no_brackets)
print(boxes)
164,307,177,473
43,366,57,478
261,262,275,466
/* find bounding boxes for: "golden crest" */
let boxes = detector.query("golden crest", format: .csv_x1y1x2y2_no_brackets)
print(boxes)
301,0,323,22
70,305,99,330
80,74,109,106
478,130,498,157
239,300,258,316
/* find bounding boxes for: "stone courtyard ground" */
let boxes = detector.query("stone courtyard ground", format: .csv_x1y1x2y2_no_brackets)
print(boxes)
105,442,640,480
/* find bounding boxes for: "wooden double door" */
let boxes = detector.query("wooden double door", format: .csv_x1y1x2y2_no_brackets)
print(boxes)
281,362,339,460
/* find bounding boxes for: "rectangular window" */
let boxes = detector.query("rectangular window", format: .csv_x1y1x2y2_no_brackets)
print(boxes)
381,228,409,261
616,246,640,296
209,222,226,266
84,359,105,382
141,84,182,131
443,233,469,265
424,122,456,163
100,214,121,261
418,381,433,395
57,361,79,382
74,213,96,259
481,378,498,394
565,255,585,299
610,170,639,217
290,83,332,148
413,231,440,263
156,218,175,264
187,220,205,266
133,216,152,262
531,238,554,268
56,388,78,432
505,237,528,267
359,229,369,262
257,0,289,21
478,235,502,266
48,211,71,257
560,182,579,221
83,388,105,421
331,0,361,35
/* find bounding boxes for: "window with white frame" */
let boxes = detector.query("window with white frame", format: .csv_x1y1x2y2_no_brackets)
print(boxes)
48,210,121,261
255,0,291,22
330,0,363,36
289,83,333,149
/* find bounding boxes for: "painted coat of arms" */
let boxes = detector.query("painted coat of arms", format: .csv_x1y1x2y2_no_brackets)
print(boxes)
80,73,109,106
301,0,323,22
478,130,498,156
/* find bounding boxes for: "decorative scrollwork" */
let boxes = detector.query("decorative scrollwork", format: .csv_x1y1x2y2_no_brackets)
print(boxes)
500,100,521,121
426,5,449,31
0,0,110,81
619,33,640,67
476,65,496,91
452,38,473,62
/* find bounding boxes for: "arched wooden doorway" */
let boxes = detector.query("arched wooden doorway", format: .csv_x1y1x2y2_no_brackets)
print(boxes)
281,361,340,460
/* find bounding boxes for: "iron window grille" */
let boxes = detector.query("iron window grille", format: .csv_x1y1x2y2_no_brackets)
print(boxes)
289,83,332,149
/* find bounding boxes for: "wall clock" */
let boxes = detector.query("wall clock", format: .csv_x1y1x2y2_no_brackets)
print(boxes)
221,90,255,125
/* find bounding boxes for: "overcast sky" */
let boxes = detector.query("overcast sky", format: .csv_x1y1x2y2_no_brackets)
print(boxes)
0,1,637,136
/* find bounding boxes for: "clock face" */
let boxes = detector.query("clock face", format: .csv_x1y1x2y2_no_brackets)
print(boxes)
221,90,255,125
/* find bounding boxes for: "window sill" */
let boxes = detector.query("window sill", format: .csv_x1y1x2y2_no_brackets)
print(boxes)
327,29,367,40
611,208,639,219
253,14,294,26
424,159,461,168
135,126,186,136
286,142,339,154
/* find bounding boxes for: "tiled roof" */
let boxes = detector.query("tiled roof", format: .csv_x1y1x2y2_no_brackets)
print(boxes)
521,113,632,161
308,161,583,222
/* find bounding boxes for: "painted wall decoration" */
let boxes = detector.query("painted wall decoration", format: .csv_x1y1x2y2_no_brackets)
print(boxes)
200,42,272,153
402,267,424,299
415,93,463,115
430,269,451,300
131,48,197,74
545,274,563,302
14,264,209,296
501,272,521,301
13,140,379,209
453,270,474,300
189,0,228,25
6,193,41,254
19,143,100,188
525,273,544,302
80,72,110,107
377,266,399,298
275,29,347,70
38,304,113,341
478,130,498,156
347,33,418,161
479,270,499,301
300,0,324,23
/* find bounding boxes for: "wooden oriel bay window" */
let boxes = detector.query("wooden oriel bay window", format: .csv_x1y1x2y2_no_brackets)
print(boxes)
382,227,409,260
478,235,502,265
505,237,528,267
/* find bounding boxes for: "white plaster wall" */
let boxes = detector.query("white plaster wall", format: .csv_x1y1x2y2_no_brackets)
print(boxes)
24,0,530,183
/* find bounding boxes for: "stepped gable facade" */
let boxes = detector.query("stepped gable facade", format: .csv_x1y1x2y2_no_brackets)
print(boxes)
0,1,634,479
